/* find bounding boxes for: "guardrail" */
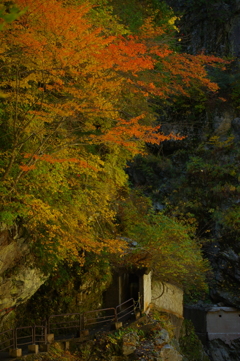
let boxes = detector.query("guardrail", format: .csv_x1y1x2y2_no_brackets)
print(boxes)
83,307,117,330
16,326,34,348
34,325,47,345
116,298,135,321
48,313,82,337
15,325,47,348
0,298,140,356
0,329,15,351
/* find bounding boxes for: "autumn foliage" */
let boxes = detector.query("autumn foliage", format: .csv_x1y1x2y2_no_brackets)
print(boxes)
0,0,225,279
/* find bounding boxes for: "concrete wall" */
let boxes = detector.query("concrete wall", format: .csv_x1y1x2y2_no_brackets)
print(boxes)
151,281,183,317
207,307,240,342
140,272,151,312
104,271,184,318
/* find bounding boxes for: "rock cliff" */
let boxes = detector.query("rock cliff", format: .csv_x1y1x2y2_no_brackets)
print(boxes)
166,0,240,57
0,223,47,326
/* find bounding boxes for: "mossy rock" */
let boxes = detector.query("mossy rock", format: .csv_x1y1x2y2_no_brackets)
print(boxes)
179,320,210,361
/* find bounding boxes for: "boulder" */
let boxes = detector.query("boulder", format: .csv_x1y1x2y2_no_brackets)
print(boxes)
154,329,169,346
160,344,183,361
122,332,139,356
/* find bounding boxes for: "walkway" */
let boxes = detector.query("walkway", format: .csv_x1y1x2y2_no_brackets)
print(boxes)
0,298,139,360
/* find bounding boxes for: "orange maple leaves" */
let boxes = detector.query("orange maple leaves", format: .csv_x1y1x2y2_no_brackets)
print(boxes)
0,0,226,264
5,0,225,159
90,115,183,154
20,154,98,172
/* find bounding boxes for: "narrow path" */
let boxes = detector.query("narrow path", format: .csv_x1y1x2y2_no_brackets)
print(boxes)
0,299,138,360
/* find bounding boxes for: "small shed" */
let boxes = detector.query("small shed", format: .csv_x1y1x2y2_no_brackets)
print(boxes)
184,305,240,344
207,306,240,342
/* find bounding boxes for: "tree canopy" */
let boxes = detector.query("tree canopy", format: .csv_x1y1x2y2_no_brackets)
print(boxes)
0,0,225,286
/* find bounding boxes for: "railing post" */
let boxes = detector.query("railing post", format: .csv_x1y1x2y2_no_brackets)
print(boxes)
13,328,15,350
38,321,49,352
28,326,39,354
46,316,54,344
9,328,22,358
15,328,17,349
47,317,50,334
114,307,122,330
81,313,89,336
114,307,118,323
82,313,85,330
33,325,35,344
138,292,142,311
79,314,81,337
45,320,48,344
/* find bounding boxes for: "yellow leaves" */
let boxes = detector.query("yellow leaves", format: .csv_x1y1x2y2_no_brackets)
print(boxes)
139,16,166,39
208,135,235,149
0,0,226,269
168,15,180,31
0,90,9,98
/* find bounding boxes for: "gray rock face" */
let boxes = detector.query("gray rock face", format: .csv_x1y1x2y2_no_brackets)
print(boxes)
208,338,240,361
232,117,240,140
165,0,240,57
0,224,29,274
0,264,47,309
0,223,48,326
206,243,240,307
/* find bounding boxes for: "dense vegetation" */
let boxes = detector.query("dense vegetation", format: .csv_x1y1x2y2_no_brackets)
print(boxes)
0,0,227,300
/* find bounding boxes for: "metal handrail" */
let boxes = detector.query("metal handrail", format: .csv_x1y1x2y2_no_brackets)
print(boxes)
48,313,82,336
83,308,117,329
0,329,15,351
16,326,34,348
0,297,138,352
34,325,47,344
116,298,135,321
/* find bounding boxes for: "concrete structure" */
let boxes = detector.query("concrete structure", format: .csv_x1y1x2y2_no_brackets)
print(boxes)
104,268,184,318
103,269,152,312
151,281,183,318
207,307,240,343
103,271,137,309
184,305,240,344
142,272,152,311
9,348,22,357
28,344,39,354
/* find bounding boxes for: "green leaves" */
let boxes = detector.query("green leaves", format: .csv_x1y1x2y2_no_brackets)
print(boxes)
0,5,26,30
116,191,209,291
